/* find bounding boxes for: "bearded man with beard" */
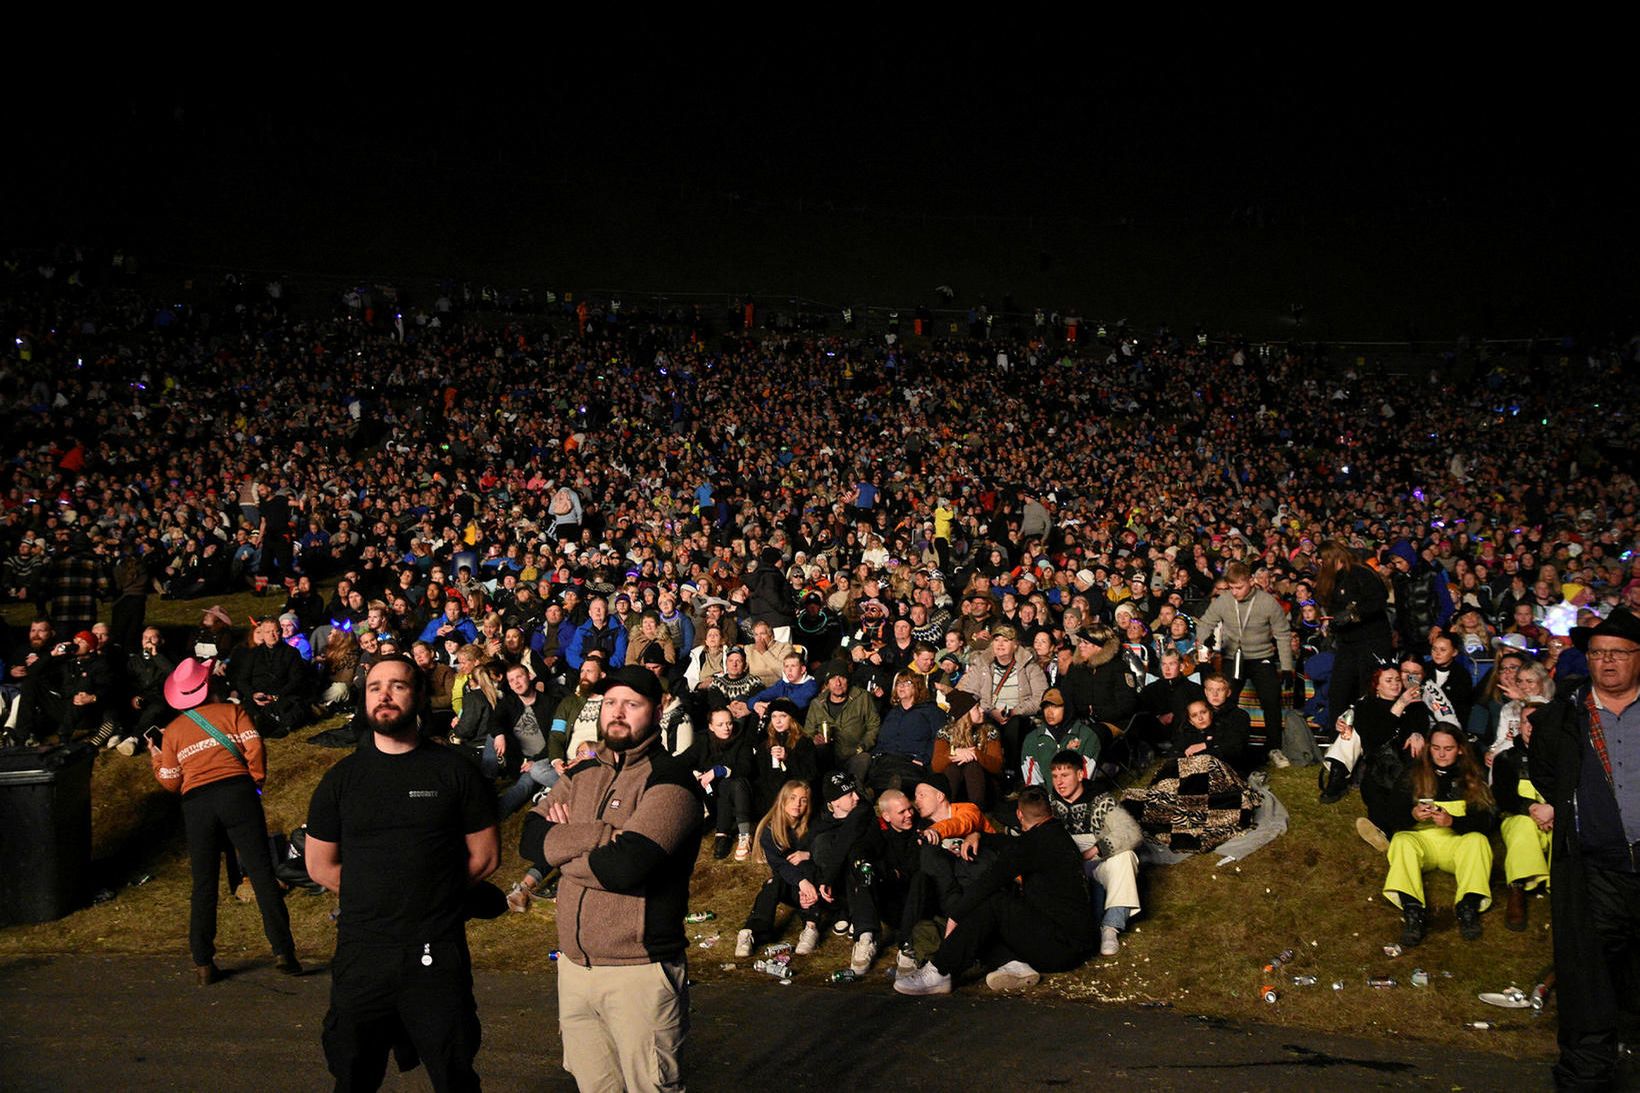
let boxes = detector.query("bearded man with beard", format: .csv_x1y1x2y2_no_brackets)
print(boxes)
521,665,703,1092
304,655,500,1092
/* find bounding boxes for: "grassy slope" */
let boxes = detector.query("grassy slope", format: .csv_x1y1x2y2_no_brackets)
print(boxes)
0,594,1555,1057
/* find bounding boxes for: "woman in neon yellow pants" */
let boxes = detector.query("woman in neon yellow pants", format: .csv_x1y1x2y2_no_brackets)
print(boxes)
1383,726,1497,946
1485,659,1554,930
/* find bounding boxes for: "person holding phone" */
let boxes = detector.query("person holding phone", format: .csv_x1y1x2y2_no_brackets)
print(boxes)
149,657,298,985
1382,725,1498,947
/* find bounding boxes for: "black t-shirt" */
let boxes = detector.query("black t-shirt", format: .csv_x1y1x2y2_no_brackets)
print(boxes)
307,741,496,945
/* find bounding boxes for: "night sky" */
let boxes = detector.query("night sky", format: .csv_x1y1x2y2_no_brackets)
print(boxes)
6,35,1634,340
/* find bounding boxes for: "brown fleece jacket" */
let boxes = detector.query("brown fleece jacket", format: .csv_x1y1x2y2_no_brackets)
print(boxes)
525,733,702,966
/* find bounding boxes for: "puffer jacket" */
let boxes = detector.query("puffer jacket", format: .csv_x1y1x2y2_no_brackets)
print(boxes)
521,734,702,966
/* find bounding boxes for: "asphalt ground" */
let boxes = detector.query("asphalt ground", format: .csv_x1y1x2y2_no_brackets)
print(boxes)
0,954,1550,1092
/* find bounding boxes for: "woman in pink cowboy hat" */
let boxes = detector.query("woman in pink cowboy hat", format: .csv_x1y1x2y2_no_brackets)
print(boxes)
149,657,300,985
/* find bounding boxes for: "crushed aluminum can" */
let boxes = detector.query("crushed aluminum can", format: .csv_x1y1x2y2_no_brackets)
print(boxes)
1331,981,1346,991
1261,986,1280,1004
1292,975,1318,986
1382,943,1404,958
1410,969,1430,988
1466,1021,1494,1030
697,934,720,949
1275,948,1296,965
1368,976,1397,989
764,942,793,957
754,959,793,980
684,911,717,923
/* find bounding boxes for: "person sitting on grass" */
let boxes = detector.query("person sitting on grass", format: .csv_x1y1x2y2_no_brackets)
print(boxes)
1382,725,1498,947
1019,688,1096,786
684,705,756,861
1320,664,1430,854
752,698,820,816
893,786,1096,996
931,693,1005,808
809,771,886,975
1046,750,1142,957
735,779,828,957
1483,658,1555,932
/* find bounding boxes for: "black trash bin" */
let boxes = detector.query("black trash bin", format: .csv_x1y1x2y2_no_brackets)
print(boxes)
0,742,98,925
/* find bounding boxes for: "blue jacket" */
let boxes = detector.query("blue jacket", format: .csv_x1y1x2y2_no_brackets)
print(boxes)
418,615,480,646
565,619,627,669
874,701,944,766
748,675,820,713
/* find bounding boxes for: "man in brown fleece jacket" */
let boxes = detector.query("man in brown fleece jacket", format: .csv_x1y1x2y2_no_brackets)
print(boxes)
521,665,702,1092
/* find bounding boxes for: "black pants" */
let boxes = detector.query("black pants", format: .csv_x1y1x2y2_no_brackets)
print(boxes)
260,535,293,580
1554,863,1640,1091
810,830,882,940
997,715,1034,775
901,843,993,938
930,889,1088,976
866,753,924,796
110,596,146,656
17,682,98,741
1327,642,1382,739
744,875,824,940
1227,656,1282,758
324,937,481,1093
710,778,752,836
246,695,307,739
181,777,294,967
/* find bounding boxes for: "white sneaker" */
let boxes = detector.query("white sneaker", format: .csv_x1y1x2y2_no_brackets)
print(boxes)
892,963,952,996
734,834,752,861
734,929,754,958
795,922,821,955
1269,749,1291,768
115,737,138,757
984,960,1040,991
896,946,921,972
1356,817,1390,853
1100,925,1121,957
850,932,877,975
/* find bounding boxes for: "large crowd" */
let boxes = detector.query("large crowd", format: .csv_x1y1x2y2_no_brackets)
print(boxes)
2,250,1638,1088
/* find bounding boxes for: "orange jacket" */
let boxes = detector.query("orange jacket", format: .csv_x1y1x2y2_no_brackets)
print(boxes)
150,703,266,795
928,801,996,840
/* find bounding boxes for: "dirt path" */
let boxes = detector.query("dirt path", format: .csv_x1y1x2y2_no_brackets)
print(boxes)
0,953,1550,1091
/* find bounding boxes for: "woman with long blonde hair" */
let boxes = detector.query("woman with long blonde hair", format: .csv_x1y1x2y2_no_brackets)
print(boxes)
734,780,832,957
451,643,502,773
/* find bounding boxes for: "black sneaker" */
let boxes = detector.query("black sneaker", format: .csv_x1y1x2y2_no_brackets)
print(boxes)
712,834,732,860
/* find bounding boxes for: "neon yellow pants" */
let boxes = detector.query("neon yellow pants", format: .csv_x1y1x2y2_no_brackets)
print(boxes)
1499,814,1551,891
1383,825,1493,912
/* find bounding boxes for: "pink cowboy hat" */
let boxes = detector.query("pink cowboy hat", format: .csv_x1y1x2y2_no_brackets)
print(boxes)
164,658,213,711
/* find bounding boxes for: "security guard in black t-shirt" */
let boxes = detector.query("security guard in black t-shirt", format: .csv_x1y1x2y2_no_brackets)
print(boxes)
306,655,500,1092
